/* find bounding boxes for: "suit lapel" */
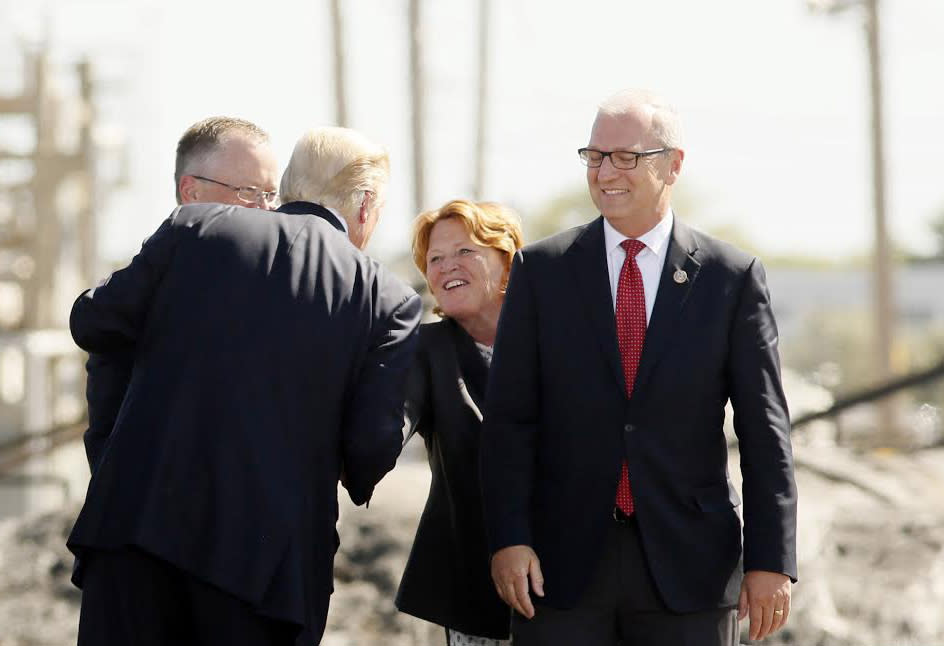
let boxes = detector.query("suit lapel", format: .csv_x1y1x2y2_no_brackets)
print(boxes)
568,218,625,391
447,320,489,420
457,378,484,422
432,322,485,423
634,219,701,393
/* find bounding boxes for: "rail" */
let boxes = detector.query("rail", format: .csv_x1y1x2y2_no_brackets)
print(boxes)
0,419,86,473
791,358,944,430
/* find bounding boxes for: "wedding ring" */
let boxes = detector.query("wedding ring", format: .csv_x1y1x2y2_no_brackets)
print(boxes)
773,609,784,615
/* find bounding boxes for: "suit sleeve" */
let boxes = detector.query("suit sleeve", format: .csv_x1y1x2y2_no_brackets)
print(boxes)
728,257,798,581
480,251,541,553
340,290,423,506
70,210,181,354
83,350,133,474
402,335,430,446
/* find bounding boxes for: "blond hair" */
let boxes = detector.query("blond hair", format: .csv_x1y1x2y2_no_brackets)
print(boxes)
279,127,389,219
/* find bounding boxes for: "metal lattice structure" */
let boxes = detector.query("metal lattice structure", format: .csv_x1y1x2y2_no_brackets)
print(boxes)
0,44,123,517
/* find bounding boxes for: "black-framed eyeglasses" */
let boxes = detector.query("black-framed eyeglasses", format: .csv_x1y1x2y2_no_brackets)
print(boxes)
191,175,279,205
576,147,672,170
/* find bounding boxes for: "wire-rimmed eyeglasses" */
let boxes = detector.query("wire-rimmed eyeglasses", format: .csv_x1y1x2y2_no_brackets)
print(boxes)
191,175,279,206
576,147,672,170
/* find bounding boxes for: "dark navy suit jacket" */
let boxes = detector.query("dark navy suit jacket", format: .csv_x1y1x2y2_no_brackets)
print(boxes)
69,201,421,641
480,216,797,613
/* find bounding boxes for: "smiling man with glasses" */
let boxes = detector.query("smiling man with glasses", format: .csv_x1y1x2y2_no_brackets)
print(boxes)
482,89,797,646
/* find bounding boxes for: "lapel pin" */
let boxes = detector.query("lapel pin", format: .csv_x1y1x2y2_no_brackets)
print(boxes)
673,269,688,284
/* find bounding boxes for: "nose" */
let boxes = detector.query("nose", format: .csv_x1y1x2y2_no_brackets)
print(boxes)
244,195,268,210
247,189,278,210
597,155,619,180
442,254,460,271
263,194,280,210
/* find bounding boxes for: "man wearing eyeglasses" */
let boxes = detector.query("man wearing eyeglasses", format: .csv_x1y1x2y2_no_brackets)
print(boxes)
81,117,281,479
175,116,280,209
481,89,797,646
68,126,421,646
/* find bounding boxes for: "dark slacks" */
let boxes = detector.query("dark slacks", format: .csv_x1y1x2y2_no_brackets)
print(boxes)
76,547,299,646
512,517,739,646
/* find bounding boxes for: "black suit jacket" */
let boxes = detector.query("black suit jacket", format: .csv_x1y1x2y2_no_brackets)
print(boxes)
395,320,509,639
80,202,350,475
480,216,797,613
68,202,422,640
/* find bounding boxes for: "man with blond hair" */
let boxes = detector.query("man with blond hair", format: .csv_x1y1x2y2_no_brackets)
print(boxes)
68,126,421,645
481,89,797,645
276,126,388,250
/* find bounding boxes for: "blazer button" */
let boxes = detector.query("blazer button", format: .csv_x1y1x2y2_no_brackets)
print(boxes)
624,423,635,434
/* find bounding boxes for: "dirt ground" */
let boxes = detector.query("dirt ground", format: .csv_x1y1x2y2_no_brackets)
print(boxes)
2,442,944,646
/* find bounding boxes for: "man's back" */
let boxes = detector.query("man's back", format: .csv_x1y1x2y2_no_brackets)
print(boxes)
69,202,421,631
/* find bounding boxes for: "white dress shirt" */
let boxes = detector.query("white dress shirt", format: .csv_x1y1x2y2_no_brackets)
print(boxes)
326,206,349,233
602,210,674,323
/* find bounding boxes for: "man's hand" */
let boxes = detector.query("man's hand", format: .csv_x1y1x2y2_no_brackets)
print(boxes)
490,545,545,619
738,570,791,641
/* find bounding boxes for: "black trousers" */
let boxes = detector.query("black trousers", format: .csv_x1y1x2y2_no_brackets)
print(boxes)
76,547,299,646
512,517,739,646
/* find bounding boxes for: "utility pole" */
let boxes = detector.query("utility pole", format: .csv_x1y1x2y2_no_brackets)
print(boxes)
809,0,898,444
473,0,491,200
329,0,348,127
0,44,125,516
77,59,99,287
1,51,103,329
408,0,426,216
864,0,897,444
15,50,66,329
0,45,125,332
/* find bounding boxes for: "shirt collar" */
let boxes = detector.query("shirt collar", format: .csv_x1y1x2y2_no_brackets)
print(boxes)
277,201,350,236
326,206,349,233
602,209,674,256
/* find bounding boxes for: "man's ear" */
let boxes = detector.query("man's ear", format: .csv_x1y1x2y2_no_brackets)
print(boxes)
179,175,199,203
358,191,373,224
668,149,684,184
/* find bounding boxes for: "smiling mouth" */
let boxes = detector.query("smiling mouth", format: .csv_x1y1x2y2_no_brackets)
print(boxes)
443,279,468,290
602,189,629,195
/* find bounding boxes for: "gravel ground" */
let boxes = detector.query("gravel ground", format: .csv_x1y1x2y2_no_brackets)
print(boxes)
2,444,944,646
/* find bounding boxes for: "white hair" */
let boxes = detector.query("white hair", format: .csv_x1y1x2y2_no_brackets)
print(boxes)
597,89,683,149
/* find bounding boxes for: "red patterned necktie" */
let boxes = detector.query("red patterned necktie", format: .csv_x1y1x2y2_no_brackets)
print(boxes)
615,239,647,515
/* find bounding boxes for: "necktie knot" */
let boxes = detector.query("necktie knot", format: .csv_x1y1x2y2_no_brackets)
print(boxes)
621,239,646,258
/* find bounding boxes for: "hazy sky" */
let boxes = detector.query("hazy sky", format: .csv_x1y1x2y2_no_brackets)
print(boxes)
2,0,943,263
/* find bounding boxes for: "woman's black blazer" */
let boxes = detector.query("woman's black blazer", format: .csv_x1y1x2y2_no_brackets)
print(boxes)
395,320,509,639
